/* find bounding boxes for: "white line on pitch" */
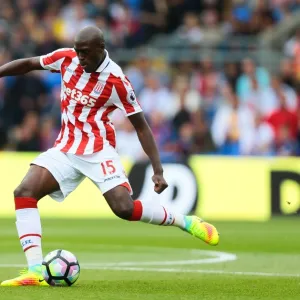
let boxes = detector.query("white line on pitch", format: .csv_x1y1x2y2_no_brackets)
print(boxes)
0,264,299,277
82,251,237,266
84,266,300,278
0,249,238,268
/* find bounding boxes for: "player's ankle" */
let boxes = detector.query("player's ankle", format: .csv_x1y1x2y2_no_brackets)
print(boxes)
28,264,42,274
182,216,192,230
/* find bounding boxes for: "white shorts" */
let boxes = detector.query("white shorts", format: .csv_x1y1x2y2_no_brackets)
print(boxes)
31,147,132,202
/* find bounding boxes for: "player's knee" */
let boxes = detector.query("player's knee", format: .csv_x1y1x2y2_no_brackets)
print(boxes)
13,184,36,199
111,201,134,220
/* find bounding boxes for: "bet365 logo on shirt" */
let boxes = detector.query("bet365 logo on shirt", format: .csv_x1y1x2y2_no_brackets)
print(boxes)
63,85,97,107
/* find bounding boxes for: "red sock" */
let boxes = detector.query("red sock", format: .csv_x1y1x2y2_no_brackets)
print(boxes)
129,200,143,221
15,197,38,210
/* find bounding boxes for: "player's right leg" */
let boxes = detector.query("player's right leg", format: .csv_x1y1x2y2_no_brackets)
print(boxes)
1,165,59,287
82,145,219,246
104,185,219,246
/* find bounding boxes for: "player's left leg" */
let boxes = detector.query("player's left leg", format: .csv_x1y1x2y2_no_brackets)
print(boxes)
1,149,84,287
103,185,219,246
1,165,59,287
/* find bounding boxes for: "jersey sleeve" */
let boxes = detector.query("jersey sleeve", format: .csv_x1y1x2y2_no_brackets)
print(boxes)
112,75,143,116
40,48,71,72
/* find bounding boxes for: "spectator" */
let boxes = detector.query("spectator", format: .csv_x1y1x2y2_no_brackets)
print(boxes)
93,14,115,49
0,2,17,27
34,27,63,55
230,0,253,35
10,24,36,59
272,0,293,22
2,72,48,130
192,58,219,99
221,62,240,92
211,86,255,155
202,8,219,30
8,111,40,151
124,0,142,14
177,12,203,45
260,75,298,116
110,2,140,47
176,122,194,158
164,0,186,33
284,28,300,58
139,73,174,119
279,58,297,90
125,54,151,96
237,58,270,101
253,2,274,32
171,75,201,117
171,74,202,136
192,58,222,120
266,90,298,148
39,116,60,152
243,75,264,113
139,0,168,44
284,29,300,81
60,0,95,43
276,124,298,156
190,109,216,154
250,114,275,156
148,111,177,162
232,0,252,25
86,0,111,19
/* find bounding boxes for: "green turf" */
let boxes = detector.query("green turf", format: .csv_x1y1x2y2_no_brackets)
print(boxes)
0,218,300,300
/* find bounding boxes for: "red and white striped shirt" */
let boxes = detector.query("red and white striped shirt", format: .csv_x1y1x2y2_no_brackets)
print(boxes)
40,48,142,155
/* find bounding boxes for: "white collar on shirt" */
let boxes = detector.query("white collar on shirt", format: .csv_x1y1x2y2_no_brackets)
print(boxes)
95,49,110,73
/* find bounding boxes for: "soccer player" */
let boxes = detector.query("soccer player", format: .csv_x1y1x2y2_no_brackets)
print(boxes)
0,26,219,286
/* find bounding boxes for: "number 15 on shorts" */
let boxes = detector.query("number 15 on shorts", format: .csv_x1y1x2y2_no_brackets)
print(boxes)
100,160,116,175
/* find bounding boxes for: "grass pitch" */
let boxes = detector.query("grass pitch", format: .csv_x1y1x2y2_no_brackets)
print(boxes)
0,217,299,300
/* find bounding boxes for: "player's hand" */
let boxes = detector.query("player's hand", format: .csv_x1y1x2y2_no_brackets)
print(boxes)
152,174,168,194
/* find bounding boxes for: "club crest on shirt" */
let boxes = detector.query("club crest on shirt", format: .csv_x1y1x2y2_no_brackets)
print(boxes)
93,81,104,95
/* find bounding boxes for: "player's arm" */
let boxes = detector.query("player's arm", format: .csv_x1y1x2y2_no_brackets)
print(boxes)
128,112,168,194
0,57,43,77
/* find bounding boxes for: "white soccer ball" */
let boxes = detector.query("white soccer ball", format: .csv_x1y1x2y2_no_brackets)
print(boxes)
42,249,80,286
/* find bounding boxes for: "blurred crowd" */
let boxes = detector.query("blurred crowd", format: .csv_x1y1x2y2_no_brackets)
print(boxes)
117,55,300,161
0,0,226,56
0,0,300,161
2,0,300,57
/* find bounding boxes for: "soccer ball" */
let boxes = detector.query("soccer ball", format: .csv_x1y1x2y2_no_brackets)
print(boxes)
42,249,80,286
